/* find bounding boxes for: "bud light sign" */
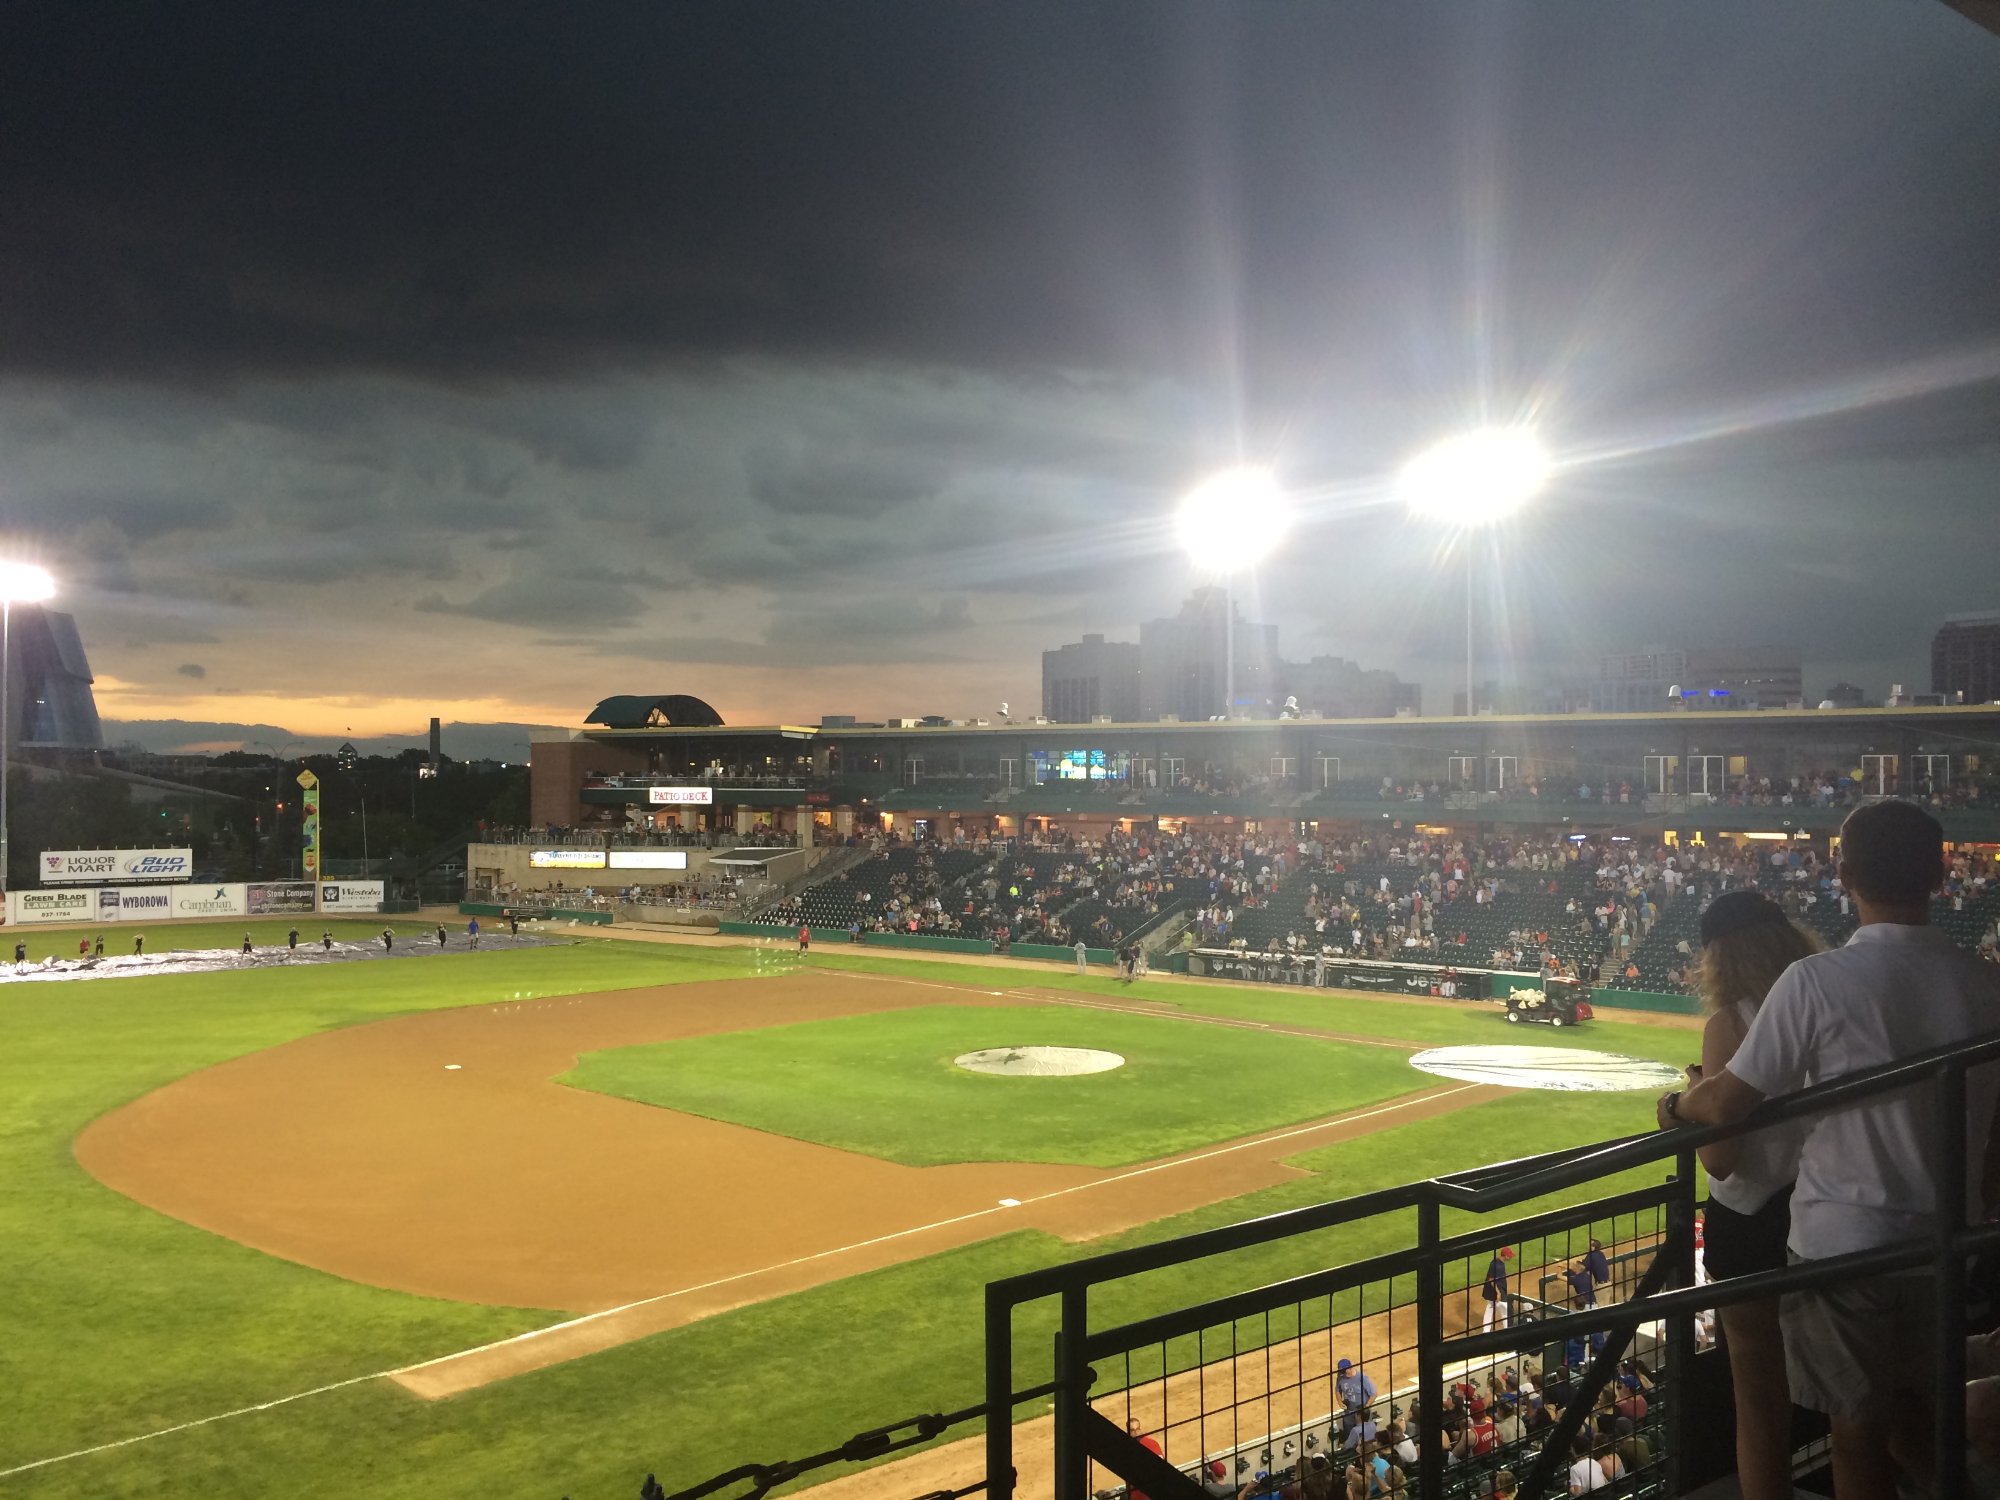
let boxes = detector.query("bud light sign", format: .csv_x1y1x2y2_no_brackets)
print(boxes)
42,849,193,884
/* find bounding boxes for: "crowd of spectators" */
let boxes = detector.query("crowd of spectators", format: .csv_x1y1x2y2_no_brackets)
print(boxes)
1159,1340,1665,1500
1357,766,2000,812
477,822,799,848
1600,837,2000,993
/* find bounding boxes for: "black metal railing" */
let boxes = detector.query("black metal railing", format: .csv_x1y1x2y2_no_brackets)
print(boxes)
637,1027,1997,1500
987,1026,2000,1500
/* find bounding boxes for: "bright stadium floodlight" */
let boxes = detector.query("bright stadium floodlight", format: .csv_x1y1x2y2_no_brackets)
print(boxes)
1175,467,1291,574
1400,428,1549,716
1399,427,1549,529
1174,467,1291,720
0,561,57,900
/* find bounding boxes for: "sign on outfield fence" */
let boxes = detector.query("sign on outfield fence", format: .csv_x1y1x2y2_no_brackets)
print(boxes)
319,880,385,913
7,889,95,923
171,883,249,919
41,849,192,884
249,881,318,915
529,849,606,869
98,886,174,920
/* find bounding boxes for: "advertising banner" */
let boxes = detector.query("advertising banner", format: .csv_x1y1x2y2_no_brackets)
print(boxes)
319,880,385,913
248,881,318,915
647,786,714,805
529,849,607,869
8,889,95,924
171,883,249,919
607,850,689,870
1193,949,1490,999
40,849,193,884
98,886,175,921
299,770,321,880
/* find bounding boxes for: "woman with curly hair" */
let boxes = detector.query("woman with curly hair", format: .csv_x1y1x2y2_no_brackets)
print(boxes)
1690,889,1821,1500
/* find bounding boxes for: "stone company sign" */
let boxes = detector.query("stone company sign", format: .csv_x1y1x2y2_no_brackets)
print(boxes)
42,849,193,884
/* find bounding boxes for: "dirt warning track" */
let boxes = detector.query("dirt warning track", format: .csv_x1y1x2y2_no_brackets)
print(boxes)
75,970,1497,1396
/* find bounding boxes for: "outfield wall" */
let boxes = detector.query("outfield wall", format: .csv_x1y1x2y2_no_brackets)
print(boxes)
6,880,388,925
459,901,614,926
716,920,1114,965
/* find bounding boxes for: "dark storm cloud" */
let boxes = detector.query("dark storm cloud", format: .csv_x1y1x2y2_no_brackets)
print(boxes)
5,485,229,541
415,570,653,628
2,1,1996,724
5,0,1996,415
745,445,949,518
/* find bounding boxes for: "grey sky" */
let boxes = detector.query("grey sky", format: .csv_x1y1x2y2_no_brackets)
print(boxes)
0,1,1994,747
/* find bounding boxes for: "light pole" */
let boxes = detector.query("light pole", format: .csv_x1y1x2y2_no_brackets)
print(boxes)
1175,468,1291,718
1399,428,1549,717
0,563,56,900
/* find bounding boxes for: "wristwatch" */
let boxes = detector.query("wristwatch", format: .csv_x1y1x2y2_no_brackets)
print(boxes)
1662,1091,1683,1122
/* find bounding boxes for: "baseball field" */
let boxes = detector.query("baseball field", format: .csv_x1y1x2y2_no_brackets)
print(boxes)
0,922,1699,1498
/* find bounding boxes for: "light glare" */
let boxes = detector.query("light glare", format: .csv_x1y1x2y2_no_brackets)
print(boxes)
1399,428,1550,528
0,562,56,604
1175,468,1290,573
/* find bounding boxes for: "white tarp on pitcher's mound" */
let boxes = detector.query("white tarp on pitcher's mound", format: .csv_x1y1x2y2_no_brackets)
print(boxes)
954,1046,1126,1077
1410,1045,1683,1092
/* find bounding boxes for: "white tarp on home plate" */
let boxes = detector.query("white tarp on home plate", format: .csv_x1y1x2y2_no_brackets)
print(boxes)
1410,1045,1683,1093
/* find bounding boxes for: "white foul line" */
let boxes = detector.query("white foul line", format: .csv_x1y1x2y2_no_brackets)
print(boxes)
2,969,1477,1480
3,1080,1488,1480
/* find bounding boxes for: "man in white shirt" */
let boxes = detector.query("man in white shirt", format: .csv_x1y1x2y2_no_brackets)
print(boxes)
1660,800,2000,1500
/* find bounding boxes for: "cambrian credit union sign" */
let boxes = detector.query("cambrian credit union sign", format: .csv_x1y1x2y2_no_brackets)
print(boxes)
42,849,193,884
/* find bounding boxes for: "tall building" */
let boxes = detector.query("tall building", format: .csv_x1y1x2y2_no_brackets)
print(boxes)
1589,644,1801,711
2,604,103,755
1282,655,1422,719
1589,648,1688,713
1040,634,1141,723
1685,645,1803,710
1933,613,2000,705
1138,588,1279,721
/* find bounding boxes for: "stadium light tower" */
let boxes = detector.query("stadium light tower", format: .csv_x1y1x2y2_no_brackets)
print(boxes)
1400,428,1548,717
0,561,57,900
1175,467,1290,718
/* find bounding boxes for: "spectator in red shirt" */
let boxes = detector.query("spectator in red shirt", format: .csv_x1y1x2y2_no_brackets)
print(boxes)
1124,1418,1163,1500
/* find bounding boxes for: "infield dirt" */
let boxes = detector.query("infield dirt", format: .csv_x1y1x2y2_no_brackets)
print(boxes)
74,966,1498,1397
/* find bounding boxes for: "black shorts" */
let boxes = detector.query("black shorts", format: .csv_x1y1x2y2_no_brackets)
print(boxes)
1702,1184,1793,1281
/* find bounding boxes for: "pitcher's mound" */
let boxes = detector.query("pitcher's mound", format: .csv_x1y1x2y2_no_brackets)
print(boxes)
953,1046,1125,1077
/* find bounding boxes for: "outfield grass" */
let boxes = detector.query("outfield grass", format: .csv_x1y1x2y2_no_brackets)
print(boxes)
2,939,1688,1499
562,1002,1423,1166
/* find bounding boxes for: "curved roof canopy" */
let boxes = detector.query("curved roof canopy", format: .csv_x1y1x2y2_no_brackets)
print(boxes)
585,694,725,729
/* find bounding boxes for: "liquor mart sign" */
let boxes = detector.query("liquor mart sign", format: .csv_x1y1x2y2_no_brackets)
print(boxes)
647,786,714,805
42,849,192,884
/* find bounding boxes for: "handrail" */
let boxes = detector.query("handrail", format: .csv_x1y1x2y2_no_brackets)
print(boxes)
990,1021,2000,1500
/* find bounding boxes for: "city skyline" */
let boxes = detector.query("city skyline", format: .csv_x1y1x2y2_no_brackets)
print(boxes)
1,2,1996,741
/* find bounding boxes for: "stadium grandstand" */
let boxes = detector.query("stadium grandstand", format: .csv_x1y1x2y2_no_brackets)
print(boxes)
513,699,2000,992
